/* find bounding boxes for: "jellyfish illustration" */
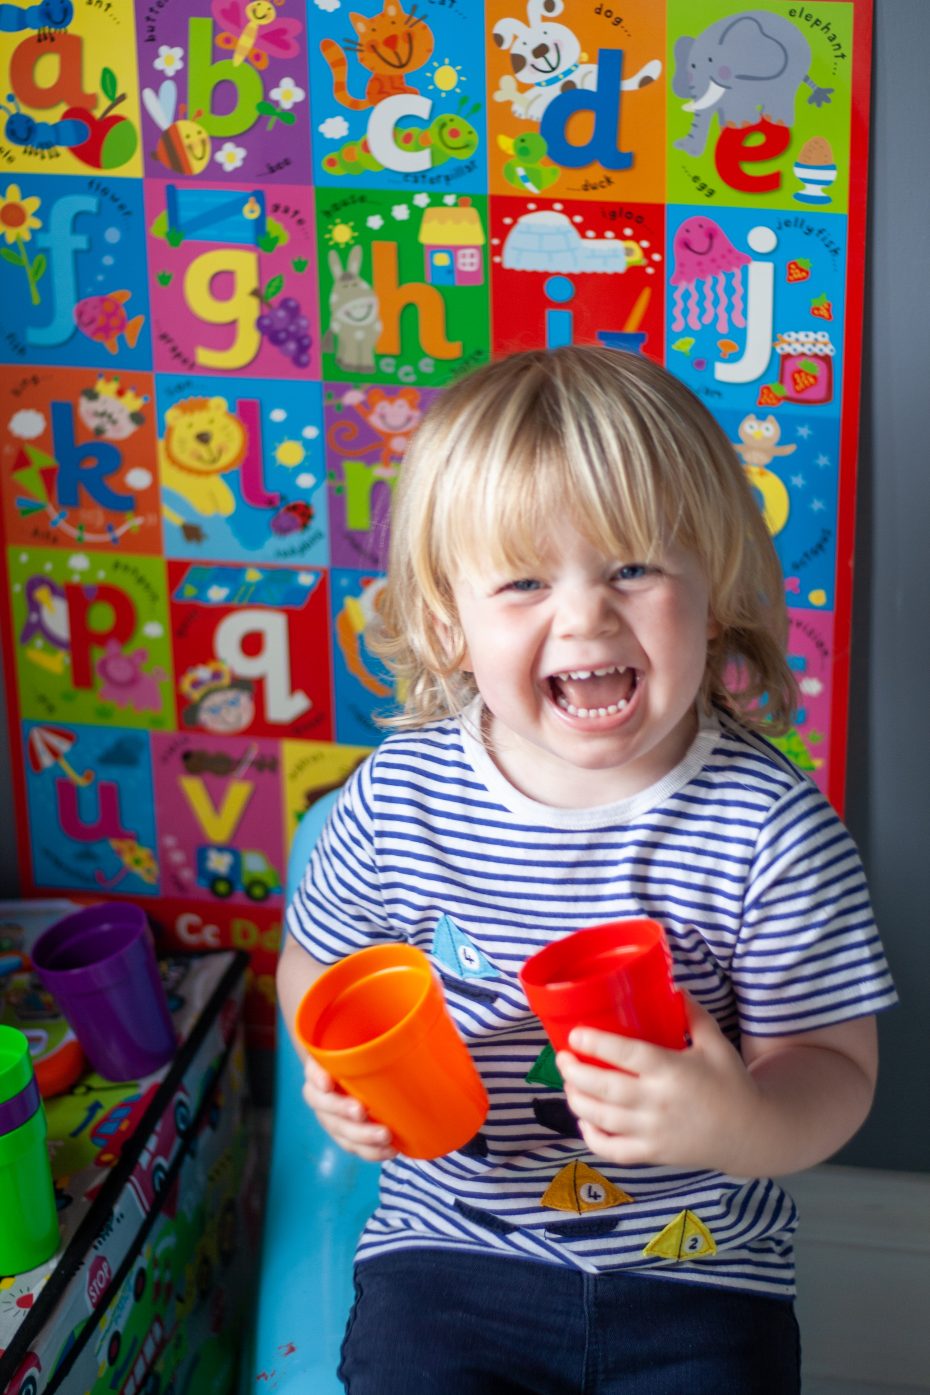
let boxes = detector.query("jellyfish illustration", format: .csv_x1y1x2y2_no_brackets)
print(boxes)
670,217,751,335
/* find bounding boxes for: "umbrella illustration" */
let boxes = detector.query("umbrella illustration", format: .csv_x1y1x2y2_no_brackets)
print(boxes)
95,837,159,889
28,725,93,787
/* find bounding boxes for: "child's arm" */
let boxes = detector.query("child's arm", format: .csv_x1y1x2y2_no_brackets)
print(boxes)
276,935,397,1162
557,998,877,1178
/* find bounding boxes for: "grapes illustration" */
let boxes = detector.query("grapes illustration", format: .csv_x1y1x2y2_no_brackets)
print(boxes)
255,289,313,368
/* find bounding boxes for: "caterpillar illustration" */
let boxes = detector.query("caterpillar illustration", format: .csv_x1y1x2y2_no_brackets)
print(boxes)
0,0,72,33
321,112,479,176
1,92,88,151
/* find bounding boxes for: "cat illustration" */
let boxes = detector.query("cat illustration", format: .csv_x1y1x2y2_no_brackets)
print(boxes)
320,0,435,110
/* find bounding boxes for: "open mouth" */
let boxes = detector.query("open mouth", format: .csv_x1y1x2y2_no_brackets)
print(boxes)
372,37,414,71
547,665,638,718
531,45,561,76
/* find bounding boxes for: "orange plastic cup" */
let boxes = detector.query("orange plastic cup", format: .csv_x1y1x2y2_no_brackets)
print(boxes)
295,944,488,1159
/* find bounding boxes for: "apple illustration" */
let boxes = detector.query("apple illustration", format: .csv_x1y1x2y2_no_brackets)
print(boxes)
65,66,139,172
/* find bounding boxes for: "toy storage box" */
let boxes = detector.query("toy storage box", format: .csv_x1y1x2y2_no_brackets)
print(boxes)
0,905,256,1395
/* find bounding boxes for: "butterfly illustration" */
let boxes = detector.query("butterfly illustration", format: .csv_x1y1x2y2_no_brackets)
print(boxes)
211,0,301,69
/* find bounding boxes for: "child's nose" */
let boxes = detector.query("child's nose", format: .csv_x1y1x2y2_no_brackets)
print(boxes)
554,585,618,638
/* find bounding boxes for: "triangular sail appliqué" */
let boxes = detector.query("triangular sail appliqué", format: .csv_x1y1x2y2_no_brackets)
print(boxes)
541,1161,633,1213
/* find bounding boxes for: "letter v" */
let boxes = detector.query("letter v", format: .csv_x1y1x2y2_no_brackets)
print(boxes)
178,775,253,843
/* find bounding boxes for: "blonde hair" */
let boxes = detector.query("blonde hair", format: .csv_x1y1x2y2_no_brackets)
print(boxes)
372,347,797,734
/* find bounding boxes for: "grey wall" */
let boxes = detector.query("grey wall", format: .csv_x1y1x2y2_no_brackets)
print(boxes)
835,0,930,1170
0,0,926,1171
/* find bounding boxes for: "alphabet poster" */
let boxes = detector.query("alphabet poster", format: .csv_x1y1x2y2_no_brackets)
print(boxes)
0,0,873,1047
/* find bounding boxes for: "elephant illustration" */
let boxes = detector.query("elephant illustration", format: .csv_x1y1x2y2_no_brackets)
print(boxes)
672,11,833,157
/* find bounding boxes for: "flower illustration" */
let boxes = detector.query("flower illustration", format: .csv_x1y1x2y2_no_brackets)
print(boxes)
270,77,305,110
0,184,44,305
0,185,41,244
154,45,184,75
214,141,246,172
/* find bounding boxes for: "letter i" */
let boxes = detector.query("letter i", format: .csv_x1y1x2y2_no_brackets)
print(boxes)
544,275,576,348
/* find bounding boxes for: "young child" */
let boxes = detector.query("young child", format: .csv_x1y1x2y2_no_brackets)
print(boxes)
278,347,896,1394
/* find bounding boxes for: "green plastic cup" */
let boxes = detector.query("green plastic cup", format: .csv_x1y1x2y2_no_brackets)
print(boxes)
0,1025,59,1275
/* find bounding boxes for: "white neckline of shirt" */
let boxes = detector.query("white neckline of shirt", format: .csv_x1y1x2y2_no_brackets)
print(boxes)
455,698,721,830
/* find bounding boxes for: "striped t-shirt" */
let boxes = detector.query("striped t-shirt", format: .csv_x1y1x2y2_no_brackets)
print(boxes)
287,705,896,1298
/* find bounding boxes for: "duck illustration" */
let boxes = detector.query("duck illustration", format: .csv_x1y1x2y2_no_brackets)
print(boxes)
498,133,560,193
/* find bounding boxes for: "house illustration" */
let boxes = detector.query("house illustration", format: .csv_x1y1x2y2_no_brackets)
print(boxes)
419,199,486,286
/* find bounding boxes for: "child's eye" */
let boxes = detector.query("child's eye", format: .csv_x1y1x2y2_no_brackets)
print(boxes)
614,564,650,582
504,578,543,593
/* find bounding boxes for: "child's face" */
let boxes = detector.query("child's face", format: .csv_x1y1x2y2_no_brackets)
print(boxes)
450,520,716,807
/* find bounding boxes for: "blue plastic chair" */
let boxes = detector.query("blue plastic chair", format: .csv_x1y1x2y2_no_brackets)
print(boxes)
244,791,380,1394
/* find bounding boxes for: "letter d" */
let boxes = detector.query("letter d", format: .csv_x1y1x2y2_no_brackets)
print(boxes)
540,50,633,171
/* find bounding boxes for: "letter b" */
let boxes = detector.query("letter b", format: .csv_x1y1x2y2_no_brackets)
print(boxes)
187,17,263,138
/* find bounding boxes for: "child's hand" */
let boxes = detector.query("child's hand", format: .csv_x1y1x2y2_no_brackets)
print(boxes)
556,995,762,1174
302,1058,398,1163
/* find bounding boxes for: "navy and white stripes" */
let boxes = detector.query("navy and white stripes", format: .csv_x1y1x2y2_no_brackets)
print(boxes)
287,707,896,1298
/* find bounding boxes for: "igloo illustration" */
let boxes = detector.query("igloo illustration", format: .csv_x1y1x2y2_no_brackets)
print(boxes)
501,211,645,274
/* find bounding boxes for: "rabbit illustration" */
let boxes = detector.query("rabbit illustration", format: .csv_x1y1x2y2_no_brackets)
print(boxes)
323,246,382,374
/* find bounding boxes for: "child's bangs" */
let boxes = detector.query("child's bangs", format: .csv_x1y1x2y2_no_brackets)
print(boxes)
573,459,674,568
440,441,671,582
446,450,567,580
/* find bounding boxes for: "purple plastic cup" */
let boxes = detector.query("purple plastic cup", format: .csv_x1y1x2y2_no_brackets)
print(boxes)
31,904,176,1082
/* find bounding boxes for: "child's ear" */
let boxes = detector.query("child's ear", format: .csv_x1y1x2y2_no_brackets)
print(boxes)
432,614,471,672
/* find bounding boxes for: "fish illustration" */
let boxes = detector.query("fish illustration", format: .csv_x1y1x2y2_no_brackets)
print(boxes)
73,291,145,355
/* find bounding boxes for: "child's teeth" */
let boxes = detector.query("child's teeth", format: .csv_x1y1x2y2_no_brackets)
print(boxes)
555,696,628,717
559,665,626,680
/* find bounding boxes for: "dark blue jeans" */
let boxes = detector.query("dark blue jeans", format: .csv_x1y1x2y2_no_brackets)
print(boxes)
339,1249,801,1394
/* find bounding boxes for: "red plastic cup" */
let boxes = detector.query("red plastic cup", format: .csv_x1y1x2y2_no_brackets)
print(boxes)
519,919,689,1065
295,944,488,1159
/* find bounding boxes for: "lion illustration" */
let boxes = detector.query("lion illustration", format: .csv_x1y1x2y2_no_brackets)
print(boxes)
159,397,248,542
